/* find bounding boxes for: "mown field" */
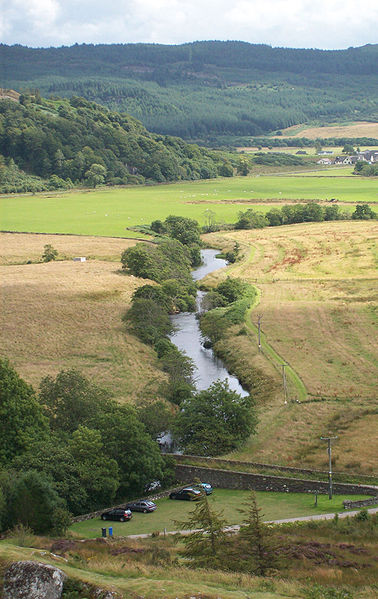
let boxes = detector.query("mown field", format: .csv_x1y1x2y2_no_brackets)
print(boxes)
0,171,376,237
70,489,375,538
0,233,166,401
278,121,378,139
205,220,378,472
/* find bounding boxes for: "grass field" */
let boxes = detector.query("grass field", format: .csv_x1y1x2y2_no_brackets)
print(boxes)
205,221,378,471
70,489,373,538
0,172,376,237
0,233,166,400
278,121,378,139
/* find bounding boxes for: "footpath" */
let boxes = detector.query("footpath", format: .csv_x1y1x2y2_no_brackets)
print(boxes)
126,506,378,539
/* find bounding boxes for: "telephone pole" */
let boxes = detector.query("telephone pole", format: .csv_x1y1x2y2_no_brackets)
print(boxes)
257,314,263,353
281,363,288,404
320,436,338,499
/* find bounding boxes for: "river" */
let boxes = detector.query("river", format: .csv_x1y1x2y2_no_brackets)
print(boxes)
169,249,249,396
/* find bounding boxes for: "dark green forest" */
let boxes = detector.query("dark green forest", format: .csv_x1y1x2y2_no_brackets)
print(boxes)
1,41,377,140
0,94,241,192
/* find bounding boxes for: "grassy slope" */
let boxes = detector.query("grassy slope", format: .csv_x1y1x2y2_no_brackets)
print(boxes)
204,221,378,472
0,172,377,237
0,233,166,401
278,121,378,139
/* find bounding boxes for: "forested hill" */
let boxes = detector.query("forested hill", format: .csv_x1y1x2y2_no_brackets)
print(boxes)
0,93,237,191
1,42,377,140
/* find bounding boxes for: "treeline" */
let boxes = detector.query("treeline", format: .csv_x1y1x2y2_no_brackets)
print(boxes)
0,93,243,192
0,360,175,534
2,41,377,140
121,216,257,453
235,203,376,229
354,162,378,177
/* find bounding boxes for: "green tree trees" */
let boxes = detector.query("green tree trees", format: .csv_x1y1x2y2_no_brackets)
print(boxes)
84,163,107,187
174,380,256,455
42,244,58,262
6,470,64,534
175,490,228,568
0,359,48,465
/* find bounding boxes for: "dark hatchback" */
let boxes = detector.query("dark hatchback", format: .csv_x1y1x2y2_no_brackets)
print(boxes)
169,487,202,501
101,508,132,522
126,500,157,513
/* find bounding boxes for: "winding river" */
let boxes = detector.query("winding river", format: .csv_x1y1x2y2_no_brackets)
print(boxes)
169,249,249,397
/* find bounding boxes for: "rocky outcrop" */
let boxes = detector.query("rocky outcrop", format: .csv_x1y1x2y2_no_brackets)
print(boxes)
3,561,66,598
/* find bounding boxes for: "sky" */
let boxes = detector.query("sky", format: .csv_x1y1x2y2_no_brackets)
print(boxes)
1,0,377,50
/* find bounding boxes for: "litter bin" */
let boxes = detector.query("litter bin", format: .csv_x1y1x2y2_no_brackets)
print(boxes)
101,527,107,538
109,527,113,537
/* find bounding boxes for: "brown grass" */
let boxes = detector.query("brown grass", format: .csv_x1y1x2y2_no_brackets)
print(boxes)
0,232,137,265
204,221,378,471
0,233,166,401
279,121,378,139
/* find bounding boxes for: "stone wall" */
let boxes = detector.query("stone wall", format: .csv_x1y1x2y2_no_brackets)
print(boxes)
343,497,378,509
172,454,376,482
175,464,377,496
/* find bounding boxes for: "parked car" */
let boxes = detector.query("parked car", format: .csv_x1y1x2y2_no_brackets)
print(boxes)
101,508,132,522
169,487,202,501
192,482,213,495
126,500,157,513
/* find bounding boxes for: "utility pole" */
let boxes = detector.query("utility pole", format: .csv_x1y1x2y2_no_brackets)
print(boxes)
257,314,263,353
320,436,338,499
281,363,288,404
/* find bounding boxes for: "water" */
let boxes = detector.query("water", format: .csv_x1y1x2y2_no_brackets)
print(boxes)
169,249,249,396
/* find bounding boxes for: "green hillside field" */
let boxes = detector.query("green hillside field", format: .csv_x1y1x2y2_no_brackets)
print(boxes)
1,172,376,237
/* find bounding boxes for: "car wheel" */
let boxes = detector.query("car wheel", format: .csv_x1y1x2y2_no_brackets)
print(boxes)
101,515,107,520
120,517,125,522
143,509,148,513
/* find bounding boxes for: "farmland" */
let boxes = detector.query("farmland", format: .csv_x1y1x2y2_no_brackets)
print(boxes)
278,121,378,139
0,171,377,237
205,220,378,471
0,233,167,400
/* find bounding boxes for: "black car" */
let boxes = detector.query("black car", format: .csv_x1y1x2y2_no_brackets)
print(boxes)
169,487,202,501
101,508,132,522
126,500,157,513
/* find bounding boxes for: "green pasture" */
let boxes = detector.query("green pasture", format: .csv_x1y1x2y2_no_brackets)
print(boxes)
70,490,374,539
1,173,376,237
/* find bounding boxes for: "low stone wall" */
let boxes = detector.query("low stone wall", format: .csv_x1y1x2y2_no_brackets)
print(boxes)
172,454,377,482
343,497,378,509
175,464,377,496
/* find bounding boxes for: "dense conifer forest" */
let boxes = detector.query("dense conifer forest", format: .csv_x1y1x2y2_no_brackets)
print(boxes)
1,41,377,140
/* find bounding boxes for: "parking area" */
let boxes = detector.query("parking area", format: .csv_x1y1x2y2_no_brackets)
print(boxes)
69,488,374,539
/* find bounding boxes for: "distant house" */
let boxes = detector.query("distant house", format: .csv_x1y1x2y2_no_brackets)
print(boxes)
317,158,332,165
318,150,333,155
358,150,378,163
73,257,86,262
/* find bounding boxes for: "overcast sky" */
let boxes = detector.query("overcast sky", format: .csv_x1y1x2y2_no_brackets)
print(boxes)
1,0,377,50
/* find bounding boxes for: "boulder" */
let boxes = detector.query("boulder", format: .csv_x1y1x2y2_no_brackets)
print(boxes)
3,561,66,599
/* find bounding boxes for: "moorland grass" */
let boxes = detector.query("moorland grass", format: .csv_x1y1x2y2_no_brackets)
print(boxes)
0,172,376,237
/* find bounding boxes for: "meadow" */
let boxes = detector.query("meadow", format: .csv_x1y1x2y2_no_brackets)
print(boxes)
0,233,166,401
205,220,378,471
0,171,376,238
278,121,378,139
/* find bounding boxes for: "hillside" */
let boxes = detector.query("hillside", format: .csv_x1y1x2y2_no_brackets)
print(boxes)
0,93,237,191
1,41,377,140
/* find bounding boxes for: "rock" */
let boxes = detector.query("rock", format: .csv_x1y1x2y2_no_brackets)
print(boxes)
3,561,66,599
